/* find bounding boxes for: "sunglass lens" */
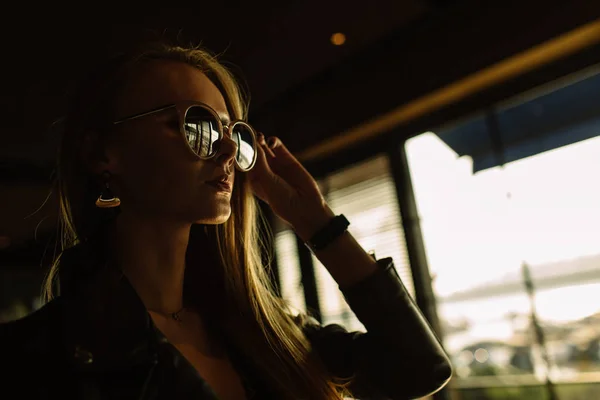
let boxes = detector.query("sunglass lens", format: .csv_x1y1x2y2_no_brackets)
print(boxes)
184,106,220,157
231,122,256,171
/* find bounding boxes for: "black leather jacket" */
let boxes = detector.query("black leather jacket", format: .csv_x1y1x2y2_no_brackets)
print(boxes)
0,246,451,399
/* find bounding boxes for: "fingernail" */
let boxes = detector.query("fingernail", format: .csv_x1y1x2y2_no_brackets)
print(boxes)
257,133,267,145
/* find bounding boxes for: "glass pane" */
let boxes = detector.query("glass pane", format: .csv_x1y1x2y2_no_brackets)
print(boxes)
406,131,600,392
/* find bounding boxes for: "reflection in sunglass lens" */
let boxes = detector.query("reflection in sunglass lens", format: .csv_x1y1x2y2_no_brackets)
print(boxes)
231,122,256,171
183,105,257,171
184,106,220,157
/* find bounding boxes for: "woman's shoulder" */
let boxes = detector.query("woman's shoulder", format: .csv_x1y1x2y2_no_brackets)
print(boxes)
0,299,69,393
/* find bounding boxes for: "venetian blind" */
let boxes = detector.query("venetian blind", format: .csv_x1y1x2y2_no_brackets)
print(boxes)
313,155,413,330
273,154,413,330
274,227,306,314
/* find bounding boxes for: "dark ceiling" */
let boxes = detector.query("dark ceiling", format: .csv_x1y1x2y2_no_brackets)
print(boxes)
2,0,600,267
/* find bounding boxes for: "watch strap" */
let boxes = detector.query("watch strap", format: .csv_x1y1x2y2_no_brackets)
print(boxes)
305,214,350,252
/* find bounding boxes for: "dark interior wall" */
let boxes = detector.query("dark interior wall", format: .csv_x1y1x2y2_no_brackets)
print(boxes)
252,0,600,174
0,269,44,312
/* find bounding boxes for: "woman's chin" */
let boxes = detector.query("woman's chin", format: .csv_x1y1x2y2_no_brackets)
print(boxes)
193,210,232,225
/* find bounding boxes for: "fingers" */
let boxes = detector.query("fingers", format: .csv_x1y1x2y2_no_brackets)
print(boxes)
257,132,276,158
261,135,317,191
265,136,302,170
250,135,273,177
247,133,284,203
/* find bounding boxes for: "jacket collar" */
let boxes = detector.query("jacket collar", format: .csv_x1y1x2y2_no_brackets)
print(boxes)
54,241,264,399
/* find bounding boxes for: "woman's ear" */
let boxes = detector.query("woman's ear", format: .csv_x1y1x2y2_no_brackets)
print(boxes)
81,131,121,176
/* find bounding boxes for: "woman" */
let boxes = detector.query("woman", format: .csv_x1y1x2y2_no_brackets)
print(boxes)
0,43,452,399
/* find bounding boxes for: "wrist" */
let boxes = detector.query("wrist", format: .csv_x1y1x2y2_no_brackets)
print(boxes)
291,203,336,243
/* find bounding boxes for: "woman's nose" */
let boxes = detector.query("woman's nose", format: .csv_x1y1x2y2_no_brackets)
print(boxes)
214,128,238,169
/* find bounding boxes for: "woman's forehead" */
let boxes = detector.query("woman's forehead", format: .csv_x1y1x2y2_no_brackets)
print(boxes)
115,60,230,119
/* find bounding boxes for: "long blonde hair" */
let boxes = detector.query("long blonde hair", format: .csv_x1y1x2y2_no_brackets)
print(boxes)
43,42,351,399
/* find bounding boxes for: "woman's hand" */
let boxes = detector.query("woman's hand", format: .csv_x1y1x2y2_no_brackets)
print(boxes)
247,134,335,241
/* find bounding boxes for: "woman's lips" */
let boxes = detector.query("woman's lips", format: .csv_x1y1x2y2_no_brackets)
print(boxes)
205,180,232,193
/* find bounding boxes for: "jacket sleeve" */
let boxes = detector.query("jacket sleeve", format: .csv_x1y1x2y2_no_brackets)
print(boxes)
301,257,453,400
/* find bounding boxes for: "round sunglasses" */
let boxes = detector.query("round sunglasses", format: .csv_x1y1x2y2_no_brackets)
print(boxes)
113,101,258,171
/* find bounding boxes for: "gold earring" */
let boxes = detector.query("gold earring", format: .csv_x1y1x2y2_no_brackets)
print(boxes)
95,171,121,208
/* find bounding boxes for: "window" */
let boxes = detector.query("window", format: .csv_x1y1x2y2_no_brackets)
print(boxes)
405,68,600,399
406,129,600,394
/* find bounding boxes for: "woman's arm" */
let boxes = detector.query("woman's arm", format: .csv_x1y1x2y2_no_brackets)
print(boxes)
247,136,451,398
294,204,453,399
292,203,379,288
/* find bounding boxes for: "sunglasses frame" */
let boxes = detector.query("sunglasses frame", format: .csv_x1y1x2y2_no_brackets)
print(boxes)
113,100,258,171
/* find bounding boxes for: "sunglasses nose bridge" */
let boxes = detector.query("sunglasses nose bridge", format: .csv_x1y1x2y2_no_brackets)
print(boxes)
222,123,234,140
213,125,238,166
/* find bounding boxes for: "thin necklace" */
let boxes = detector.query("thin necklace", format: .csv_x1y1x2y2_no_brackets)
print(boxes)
149,306,186,322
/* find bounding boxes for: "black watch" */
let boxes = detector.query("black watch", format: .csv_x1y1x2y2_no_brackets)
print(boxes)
305,214,350,252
